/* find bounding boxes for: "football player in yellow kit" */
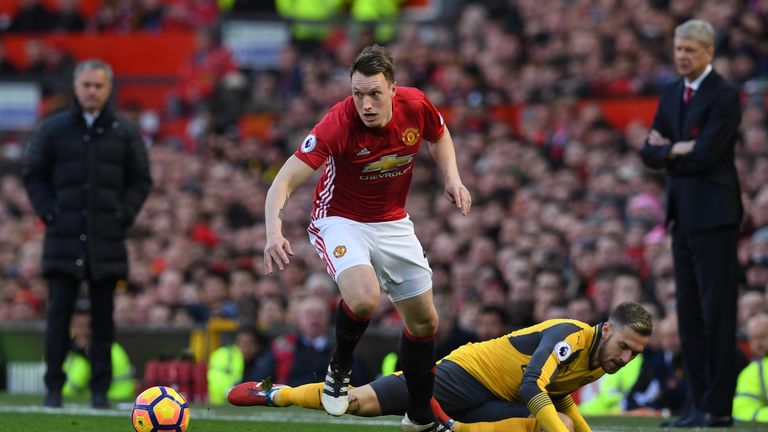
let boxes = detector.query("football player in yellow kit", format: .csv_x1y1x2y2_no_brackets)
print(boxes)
229,302,651,432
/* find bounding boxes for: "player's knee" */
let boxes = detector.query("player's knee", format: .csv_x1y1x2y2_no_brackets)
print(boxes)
407,313,438,337
344,295,379,318
557,413,575,432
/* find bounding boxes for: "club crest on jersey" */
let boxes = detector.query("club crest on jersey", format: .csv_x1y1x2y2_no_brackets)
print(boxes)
333,245,347,258
554,341,572,361
401,127,420,146
301,134,317,153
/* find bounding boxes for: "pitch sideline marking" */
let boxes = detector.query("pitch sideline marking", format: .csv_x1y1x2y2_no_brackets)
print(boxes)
0,404,399,426
0,405,624,431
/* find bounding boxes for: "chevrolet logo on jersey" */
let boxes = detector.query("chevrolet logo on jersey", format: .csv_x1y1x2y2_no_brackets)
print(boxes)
362,154,414,173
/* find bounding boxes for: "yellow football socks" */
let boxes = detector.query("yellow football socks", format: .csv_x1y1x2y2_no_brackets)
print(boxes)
453,417,537,432
272,383,323,409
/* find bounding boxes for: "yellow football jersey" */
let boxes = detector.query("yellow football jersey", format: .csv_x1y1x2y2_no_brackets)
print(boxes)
444,318,604,402
442,318,605,432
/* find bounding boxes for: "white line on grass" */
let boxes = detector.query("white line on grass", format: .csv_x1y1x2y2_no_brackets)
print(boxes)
0,405,631,431
0,405,400,427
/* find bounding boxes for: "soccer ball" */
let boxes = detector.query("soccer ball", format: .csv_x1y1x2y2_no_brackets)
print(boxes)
131,386,190,432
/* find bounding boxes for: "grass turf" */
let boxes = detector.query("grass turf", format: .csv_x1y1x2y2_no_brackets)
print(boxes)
0,393,765,431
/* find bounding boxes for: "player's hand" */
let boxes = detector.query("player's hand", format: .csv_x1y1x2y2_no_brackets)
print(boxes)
263,234,294,274
647,129,670,146
445,180,471,216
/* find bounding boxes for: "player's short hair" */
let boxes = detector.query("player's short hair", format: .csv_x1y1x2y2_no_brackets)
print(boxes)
350,45,395,84
74,58,114,84
609,302,653,336
675,19,715,49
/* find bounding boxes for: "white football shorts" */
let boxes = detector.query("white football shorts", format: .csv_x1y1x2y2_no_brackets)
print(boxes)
307,216,433,302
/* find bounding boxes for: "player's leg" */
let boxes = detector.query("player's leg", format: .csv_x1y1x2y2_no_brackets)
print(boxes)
308,217,380,416
334,264,379,370
449,414,572,432
374,216,440,431
322,264,379,415
431,394,573,432
393,291,439,429
228,380,386,417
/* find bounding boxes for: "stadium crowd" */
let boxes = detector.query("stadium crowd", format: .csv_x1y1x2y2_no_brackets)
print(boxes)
1,0,768,416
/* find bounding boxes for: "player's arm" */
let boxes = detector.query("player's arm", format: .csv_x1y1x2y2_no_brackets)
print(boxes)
553,395,591,432
519,326,582,432
263,155,316,274
427,127,471,216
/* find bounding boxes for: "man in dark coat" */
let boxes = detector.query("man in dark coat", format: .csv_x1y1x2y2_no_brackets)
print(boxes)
640,19,742,428
22,59,152,409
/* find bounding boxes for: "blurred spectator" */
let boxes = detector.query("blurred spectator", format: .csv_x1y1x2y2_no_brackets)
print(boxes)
200,272,238,321
271,295,370,387
474,305,509,341
50,0,86,32
274,0,344,53
434,295,475,360
625,314,687,415
256,295,287,332
578,353,643,416
0,43,19,75
135,0,165,31
7,0,55,33
220,0,277,14
207,324,275,405
88,0,132,32
168,26,240,116
733,313,768,423
61,304,136,402
737,289,768,358
610,268,645,311
25,39,75,75
567,295,599,325
350,0,401,43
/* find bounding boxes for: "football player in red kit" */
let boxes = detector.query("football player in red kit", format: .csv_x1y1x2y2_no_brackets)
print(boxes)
264,45,471,432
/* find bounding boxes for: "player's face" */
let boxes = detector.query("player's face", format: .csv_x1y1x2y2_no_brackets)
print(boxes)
74,68,112,114
351,71,396,128
673,37,713,82
596,323,648,374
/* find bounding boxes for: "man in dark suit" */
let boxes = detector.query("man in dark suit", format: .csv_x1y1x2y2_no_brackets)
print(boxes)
23,59,152,409
640,19,742,428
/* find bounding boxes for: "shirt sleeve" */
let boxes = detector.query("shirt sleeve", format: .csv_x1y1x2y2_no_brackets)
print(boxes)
519,323,584,432
419,93,445,143
293,103,347,170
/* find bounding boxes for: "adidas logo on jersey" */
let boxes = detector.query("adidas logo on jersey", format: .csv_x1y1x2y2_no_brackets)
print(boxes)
356,147,370,156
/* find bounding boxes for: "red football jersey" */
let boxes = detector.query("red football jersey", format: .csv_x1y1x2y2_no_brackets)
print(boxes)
294,86,445,222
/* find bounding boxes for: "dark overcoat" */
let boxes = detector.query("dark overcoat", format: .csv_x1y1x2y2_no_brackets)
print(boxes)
23,104,152,281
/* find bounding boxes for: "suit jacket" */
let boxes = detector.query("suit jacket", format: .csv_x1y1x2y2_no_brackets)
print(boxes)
640,70,743,232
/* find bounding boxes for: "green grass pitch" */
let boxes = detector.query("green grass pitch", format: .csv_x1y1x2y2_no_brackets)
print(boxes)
0,393,765,431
